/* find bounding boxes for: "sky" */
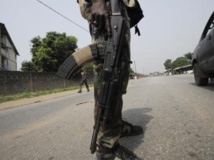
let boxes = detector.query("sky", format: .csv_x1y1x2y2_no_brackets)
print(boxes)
0,0,214,74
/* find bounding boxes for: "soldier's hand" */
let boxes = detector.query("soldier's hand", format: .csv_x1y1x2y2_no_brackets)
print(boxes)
91,0,111,36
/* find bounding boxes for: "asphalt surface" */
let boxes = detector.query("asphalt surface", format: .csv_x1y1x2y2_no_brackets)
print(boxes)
0,74,214,160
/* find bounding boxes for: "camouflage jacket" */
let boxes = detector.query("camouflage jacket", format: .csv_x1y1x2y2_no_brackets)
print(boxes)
78,0,136,20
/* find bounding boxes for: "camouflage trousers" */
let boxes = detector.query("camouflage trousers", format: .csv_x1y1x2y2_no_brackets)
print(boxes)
79,79,89,91
94,49,130,149
93,20,131,150
78,0,131,148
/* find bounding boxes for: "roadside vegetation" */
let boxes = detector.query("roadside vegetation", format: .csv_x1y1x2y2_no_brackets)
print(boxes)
0,32,95,104
164,52,192,71
0,85,83,103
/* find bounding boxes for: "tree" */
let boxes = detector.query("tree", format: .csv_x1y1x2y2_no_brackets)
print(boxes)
21,32,78,72
164,59,172,70
83,63,94,76
129,67,134,73
171,57,190,69
21,61,36,72
184,52,192,62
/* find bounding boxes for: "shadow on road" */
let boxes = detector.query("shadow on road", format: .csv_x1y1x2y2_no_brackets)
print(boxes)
119,107,153,151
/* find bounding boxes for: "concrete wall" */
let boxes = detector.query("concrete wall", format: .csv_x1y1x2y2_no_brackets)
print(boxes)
0,71,92,96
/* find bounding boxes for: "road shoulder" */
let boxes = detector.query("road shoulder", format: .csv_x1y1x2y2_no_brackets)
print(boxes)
0,89,80,111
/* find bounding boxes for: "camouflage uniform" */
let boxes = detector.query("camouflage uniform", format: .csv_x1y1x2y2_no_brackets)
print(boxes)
78,0,135,149
78,70,90,92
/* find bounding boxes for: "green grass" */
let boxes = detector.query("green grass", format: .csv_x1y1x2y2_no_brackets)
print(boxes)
0,85,86,103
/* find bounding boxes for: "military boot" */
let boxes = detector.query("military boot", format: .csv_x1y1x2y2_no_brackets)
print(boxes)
116,144,142,160
96,145,116,160
120,120,143,138
96,144,141,160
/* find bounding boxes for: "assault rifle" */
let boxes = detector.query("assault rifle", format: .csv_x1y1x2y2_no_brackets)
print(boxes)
89,0,127,154
57,0,139,158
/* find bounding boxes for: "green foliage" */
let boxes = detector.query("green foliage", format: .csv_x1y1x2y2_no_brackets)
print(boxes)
0,86,80,103
171,57,190,69
184,52,192,61
164,52,192,70
83,63,94,76
21,32,78,72
164,59,172,70
129,67,134,73
21,61,36,72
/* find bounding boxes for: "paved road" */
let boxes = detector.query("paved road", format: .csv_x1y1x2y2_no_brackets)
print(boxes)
0,74,214,160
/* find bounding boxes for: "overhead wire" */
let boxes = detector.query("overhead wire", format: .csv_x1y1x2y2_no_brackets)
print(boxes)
37,0,89,33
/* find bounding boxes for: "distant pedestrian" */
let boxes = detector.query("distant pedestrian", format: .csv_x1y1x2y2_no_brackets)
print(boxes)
93,62,102,100
77,69,90,93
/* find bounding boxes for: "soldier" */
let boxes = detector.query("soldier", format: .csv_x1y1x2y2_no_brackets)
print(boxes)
77,69,90,93
78,0,143,159
93,62,102,101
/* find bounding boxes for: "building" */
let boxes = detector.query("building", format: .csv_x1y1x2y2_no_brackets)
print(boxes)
173,64,193,74
0,23,19,71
